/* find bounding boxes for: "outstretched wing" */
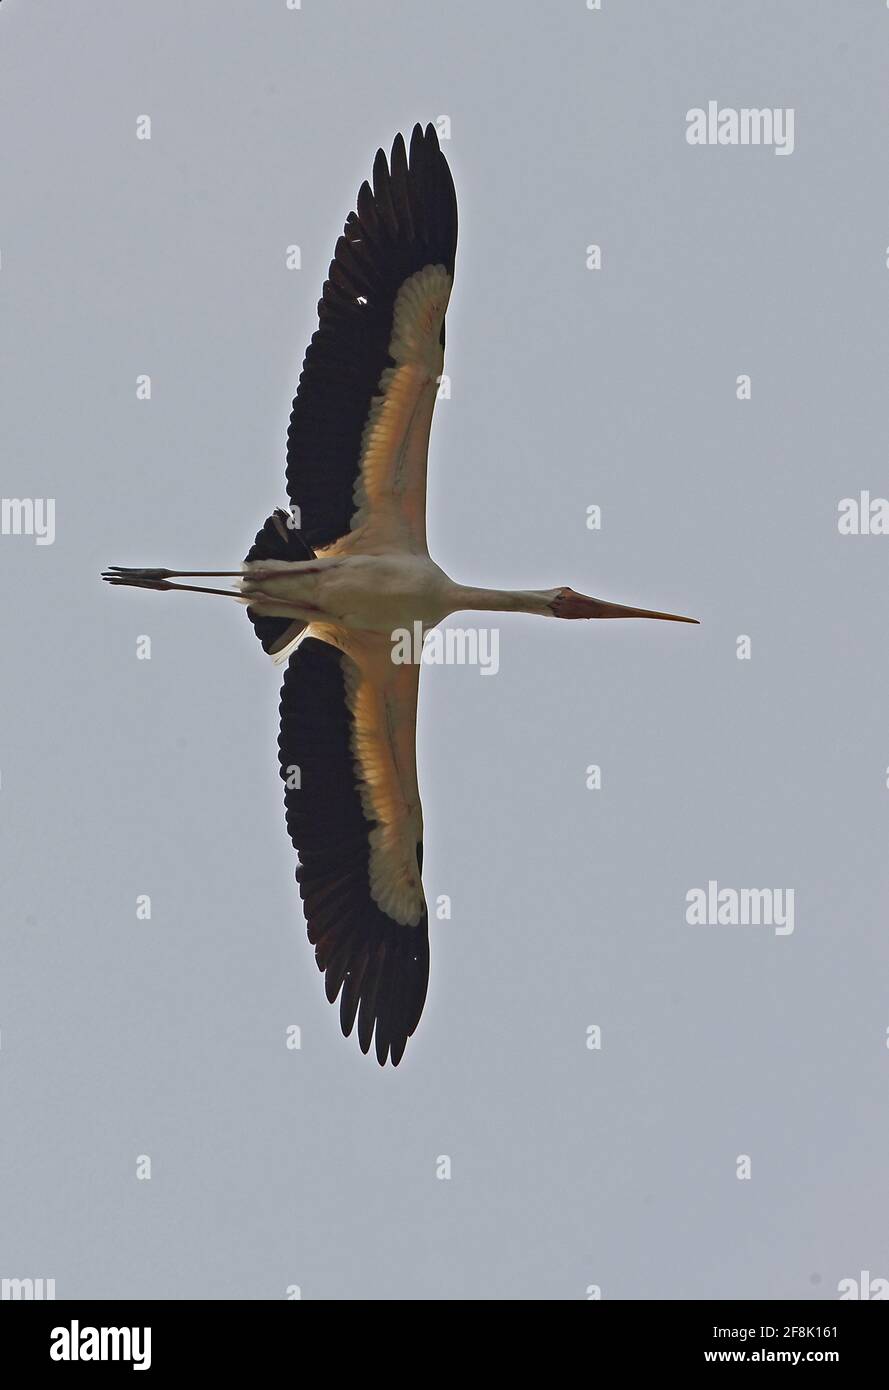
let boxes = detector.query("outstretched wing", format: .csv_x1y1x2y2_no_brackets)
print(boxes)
278,635,429,1066
286,123,457,555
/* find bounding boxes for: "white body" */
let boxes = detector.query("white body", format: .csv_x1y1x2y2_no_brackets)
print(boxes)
239,553,556,636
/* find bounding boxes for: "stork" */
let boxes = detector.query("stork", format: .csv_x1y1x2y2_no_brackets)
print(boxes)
104,124,697,1066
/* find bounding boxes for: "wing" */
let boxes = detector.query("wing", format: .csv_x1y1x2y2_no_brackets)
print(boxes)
286,123,457,555
278,634,429,1066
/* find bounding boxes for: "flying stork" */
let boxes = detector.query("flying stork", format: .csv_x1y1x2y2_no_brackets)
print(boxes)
104,124,697,1066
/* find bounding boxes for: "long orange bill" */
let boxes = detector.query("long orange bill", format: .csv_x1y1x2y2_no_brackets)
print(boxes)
554,588,699,623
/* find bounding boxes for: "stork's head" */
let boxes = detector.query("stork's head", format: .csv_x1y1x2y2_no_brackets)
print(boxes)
548,587,698,623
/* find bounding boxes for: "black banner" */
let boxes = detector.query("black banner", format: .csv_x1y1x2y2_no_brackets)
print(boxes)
0,1298,882,1373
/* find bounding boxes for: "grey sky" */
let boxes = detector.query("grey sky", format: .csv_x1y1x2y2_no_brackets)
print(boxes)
1,0,888,1299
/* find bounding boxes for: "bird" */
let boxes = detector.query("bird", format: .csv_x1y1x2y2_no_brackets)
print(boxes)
104,123,697,1067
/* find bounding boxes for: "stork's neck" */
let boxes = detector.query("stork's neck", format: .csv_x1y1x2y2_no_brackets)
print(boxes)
447,584,556,617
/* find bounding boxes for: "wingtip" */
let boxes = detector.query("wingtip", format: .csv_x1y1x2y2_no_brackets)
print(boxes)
372,145,389,181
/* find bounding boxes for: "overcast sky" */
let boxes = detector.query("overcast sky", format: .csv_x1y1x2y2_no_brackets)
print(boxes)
1,0,888,1299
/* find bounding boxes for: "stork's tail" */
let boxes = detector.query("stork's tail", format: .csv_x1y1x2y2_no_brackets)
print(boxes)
103,508,316,660
244,509,316,656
